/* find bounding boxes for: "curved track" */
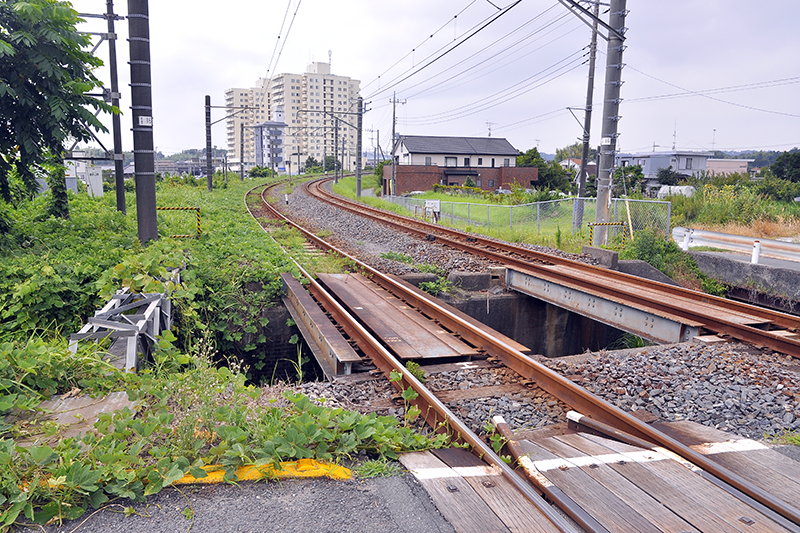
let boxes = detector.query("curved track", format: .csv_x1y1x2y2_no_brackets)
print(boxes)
306,178,800,358
247,180,800,528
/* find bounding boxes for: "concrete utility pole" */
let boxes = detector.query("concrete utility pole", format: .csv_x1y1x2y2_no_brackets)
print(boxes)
356,97,363,197
593,0,627,247
573,0,600,234
205,95,213,190
389,92,406,196
333,120,339,183
105,0,126,213
127,0,157,244
240,122,244,181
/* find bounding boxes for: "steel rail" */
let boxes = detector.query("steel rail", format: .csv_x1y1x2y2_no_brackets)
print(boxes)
309,179,800,358
292,178,800,525
248,183,580,533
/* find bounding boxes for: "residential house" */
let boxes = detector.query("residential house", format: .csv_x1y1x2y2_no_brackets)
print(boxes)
706,158,754,177
253,106,288,170
385,135,537,195
616,151,712,193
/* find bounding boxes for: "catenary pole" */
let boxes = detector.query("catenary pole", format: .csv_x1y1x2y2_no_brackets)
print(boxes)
573,0,600,234
356,97,363,198
106,0,126,213
593,0,627,246
127,0,157,243
240,122,244,181
205,95,213,190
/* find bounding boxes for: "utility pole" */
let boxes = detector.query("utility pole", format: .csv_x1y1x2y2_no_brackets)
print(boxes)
240,122,244,181
205,95,213,190
389,92,406,196
356,97,363,197
593,0,627,247
333,120,339,183
573,0,600,234
127,0,157,244
105,0,126,213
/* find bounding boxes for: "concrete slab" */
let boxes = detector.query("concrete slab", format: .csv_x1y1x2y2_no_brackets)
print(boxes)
691,251,800,304
7,391,136,445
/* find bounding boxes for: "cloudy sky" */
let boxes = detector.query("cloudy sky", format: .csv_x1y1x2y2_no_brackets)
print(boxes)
70,0,800,158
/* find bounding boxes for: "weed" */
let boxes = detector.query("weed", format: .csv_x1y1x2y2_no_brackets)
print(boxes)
767,430,800,447
380,251,414,264
316,229,332,238
405,361,426,384
354,459,403,479
419,277,452,296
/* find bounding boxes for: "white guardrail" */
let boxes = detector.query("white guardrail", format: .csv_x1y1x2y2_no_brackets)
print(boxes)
673,227,800,264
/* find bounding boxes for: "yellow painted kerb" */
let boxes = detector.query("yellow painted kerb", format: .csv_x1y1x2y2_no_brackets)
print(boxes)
174,458,351,485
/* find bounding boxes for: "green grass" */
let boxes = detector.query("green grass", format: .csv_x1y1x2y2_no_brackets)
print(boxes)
354,459,404,478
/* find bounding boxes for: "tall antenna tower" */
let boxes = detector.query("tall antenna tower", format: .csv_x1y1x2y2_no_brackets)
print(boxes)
328,50,332,69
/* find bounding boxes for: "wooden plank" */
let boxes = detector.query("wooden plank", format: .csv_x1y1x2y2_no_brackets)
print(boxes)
518,439,661,533
580,433,792,533
430,448,563,533
347,274,480,356
399,451,510,533
387,273,532,355
534,436,699,533
556,433,747,533
653,421,800,510
319,274,472,359
334,273,479,357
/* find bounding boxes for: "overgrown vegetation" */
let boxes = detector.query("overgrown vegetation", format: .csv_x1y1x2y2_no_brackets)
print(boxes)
0,177,447,528
620,230,727,295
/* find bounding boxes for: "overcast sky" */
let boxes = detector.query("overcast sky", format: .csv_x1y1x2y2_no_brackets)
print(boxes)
70,0,800,158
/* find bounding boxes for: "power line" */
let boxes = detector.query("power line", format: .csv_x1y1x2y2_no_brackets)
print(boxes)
269,0,303,78
624,63,800,119
366,0,523,100
361,0,480,92
626,76,800,103
266,0,293,78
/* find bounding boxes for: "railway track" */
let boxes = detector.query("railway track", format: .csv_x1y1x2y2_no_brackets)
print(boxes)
245,180,800,531
305,178,800,359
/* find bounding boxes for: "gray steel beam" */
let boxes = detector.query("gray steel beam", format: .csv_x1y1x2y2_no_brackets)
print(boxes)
505,268,700,344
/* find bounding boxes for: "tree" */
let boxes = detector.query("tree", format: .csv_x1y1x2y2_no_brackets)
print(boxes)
0,0,111,212
249,166,273,178
304,156,320,170
554,141,596,163
771,149,800,183
323,155,341,172
517,147,570,191
613,164,644,196
656,166,683,186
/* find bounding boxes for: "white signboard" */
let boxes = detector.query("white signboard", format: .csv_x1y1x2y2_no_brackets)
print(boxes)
86,166,104,197
425,199,441,213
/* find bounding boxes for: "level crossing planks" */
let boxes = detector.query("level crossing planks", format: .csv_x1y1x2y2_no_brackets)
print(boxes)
318,273,479,360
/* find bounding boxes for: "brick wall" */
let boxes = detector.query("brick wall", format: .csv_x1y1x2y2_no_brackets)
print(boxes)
384,165,539,195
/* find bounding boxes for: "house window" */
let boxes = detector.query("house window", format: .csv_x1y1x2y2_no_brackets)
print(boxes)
445,157,456,167
686,157,693,170
478,158,483,165
491,158,495,167
464,157,470,166
425,156,431,166
504,158,510,167
476,179,482,187
488,179,495,187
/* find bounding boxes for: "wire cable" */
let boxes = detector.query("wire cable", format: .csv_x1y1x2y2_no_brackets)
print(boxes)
266,0,293,78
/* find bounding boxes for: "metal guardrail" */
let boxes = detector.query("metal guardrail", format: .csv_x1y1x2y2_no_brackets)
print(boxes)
673,227,800,264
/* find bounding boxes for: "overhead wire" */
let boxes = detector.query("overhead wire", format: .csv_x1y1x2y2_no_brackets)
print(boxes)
361,0,481,92
366,0,524,100
270,0,304,78
265,0,293,78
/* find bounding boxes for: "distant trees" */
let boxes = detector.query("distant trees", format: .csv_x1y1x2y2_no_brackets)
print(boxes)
613,164,644,196
656,166,683,186
517,147,570,192
771,149,800,183
554,141,596,163
0,0,111,215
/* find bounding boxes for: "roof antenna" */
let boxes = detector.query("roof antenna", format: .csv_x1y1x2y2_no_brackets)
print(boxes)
672,119,677,150
328,50,332,70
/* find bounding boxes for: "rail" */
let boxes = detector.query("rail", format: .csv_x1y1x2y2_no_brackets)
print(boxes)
258,179,800,526
312,179,800,358
674,226,800,263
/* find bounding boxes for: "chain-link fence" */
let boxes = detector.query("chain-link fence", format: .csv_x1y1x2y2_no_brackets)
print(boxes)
384,195,671,239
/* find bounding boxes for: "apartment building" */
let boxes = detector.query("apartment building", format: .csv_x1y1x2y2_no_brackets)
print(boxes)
225,62,361,173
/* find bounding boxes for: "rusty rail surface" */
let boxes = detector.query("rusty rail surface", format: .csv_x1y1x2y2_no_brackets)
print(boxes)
252,181,800,527
308,178,800,358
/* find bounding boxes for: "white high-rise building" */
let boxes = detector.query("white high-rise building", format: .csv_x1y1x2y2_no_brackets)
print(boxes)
225,62,361,174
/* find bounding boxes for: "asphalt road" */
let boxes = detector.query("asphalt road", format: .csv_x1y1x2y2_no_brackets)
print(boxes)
18,475,455,533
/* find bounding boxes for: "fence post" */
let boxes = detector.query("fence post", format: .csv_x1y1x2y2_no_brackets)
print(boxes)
487,205,490,227
510,206,513,230
468,203,471,225
537,203,540,233
666,202,672,241
451,202,454,224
